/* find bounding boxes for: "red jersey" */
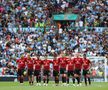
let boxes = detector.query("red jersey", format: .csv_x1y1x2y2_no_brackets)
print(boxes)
19,57,27,63
67,59,74,71
34,59,42,70
83,58,91,70
17,59,25,69
58,57,67,69
53,60,59,71
27,59,34,69
73,57,83,70
23,57,27,62
42,60,52,70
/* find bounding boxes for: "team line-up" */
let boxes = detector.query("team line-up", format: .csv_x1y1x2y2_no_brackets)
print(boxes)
17,53,91,86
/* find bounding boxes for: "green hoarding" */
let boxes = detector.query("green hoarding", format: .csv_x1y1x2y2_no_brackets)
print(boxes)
53,14,78,21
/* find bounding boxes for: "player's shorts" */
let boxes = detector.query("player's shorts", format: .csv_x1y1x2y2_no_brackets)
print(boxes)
43,70,50,76
83,70,90,76
18,69,24,76
53,70,59,76
67,70,74,77
27,69,33,76
74,69,81,75
60,68,66,74
34,70,41,76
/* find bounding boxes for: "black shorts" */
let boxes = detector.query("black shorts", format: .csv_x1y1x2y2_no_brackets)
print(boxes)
67,70,74,77
28,69,33,76
18,69,24,76
60,68,66,74
34,70,41,76
53,70,59,76
43,70,50,76
74,69,81,75
83,70,90,76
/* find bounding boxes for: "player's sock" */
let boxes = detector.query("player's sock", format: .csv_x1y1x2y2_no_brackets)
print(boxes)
43,76,46,83
47,77,49,84
88,77,91,85
31,81,33,85
67,77,69,84
57,78,59,84
64,77,66,83
63,75,66,83
21,77,23,83
39,76,41,83
32,77,34,85
55,77,57,83
19,77,21,83
36,76,39,83
62,76,64,83
76,77,80,84
72,78,75,84
56,76,59,84
55,76,59,84
22,77,24,83
84,77,87,86
43,79,46,83
78,77,80,84
29,81,31,85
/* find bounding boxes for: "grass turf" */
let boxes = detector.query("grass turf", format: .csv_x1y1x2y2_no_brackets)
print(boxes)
0,82,108,90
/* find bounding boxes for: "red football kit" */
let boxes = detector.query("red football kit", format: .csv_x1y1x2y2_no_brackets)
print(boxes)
23,57,27,62
34,59,42,70
53,59,59,71
73,57,83,70
26,59,34,70
58,57,67,69
67,59,74,71
17,59,25,69
83,58,91,70
42,60,52,70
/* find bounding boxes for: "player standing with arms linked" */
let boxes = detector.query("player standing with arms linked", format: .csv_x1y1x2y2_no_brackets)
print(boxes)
73,53,83,86
17,56,26,84
66,55,75,86
26,55,34,85
58,54,68,86
53,56,60,86
34,56,42,86
42,56,52,86
82,54,91,86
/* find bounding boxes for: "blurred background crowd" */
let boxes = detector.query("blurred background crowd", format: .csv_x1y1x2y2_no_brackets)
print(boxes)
0,0,108,28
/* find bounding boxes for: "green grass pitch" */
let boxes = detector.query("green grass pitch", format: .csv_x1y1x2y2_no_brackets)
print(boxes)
0,82,108,90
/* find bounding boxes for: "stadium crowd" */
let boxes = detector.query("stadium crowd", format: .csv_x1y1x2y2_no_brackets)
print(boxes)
0,0,108,28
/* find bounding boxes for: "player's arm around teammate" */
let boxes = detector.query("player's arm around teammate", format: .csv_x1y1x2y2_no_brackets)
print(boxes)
16,56,26,84
73,54,83,86
42,56,52,86
33,56,42,86
26,55,34,85
82,54,92,86
53,56,60,86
